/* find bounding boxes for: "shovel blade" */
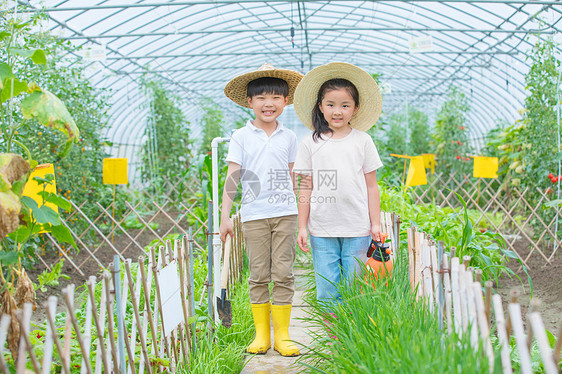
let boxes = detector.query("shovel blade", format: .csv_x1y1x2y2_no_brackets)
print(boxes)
216,296,232,328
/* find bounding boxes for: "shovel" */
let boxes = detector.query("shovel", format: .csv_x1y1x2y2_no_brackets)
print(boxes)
216,234,232,328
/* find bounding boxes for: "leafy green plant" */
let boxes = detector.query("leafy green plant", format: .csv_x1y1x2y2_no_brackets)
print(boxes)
379,183,525,284
35,259,69,292
431,86,472,174
140,77,192,188
300,253,491,374
179,269,253,374
485,38,560,189
199,97,226,155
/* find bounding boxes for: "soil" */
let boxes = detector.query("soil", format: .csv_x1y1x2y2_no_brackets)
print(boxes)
495,237,562,334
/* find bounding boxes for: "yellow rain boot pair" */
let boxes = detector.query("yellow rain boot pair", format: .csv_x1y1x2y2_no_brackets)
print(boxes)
247,303,271,354
272,304,300,357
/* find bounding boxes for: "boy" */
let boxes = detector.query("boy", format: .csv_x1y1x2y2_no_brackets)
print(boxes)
220,63,303,356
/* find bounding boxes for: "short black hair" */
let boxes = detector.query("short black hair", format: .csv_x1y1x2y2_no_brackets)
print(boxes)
247,77,289,98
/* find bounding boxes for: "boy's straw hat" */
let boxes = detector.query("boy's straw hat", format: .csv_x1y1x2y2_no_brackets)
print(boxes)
224,63,304,108
294,62,382,132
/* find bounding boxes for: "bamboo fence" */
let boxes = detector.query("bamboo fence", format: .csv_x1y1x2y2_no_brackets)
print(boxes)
0,213,245,374
408,225,562,373
407,172,562,268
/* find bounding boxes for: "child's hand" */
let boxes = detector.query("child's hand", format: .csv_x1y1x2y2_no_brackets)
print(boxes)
297,229,309,252
371,225,381,242
220,217,234,242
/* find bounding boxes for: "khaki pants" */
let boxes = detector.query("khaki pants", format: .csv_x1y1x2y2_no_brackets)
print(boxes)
242,215,298,305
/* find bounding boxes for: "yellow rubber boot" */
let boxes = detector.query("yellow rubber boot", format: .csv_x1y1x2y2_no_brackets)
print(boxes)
271,304,300,357
246,303,271,354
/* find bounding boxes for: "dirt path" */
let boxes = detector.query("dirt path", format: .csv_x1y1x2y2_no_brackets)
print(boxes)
240,267,316,374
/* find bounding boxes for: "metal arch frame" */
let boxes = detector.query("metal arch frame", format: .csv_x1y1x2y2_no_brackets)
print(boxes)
16,0,561,153
17,0,562,12
148,0,524,93
58,27,558,39
17,0,211,107
402,3,551,113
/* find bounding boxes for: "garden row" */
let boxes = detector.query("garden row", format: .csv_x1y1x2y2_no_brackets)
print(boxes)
0,220,249,373
299,221,561,373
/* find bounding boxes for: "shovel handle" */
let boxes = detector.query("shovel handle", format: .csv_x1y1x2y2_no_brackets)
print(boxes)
220,234,232,289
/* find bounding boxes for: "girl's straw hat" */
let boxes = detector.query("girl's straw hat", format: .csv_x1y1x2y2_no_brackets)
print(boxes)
294,62,382,132
224,63,304,108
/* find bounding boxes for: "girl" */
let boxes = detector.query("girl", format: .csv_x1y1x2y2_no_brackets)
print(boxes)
293,62,383,306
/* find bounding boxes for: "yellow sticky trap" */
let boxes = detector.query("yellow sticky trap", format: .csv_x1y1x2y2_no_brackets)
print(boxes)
23,164,58,213
103,158,128,185
422,153,435,174
473,156,498,179
405,156,427,187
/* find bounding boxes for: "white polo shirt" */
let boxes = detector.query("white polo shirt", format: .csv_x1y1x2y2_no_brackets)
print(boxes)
226,120,298,222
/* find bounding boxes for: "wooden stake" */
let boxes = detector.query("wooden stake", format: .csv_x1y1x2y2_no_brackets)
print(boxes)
555,317,562,366
138,257,161,365
16,304,41,374
484,281,493,326
474,269,483,283
505,288,521,340
42,298,55,374
451,257,462,336
529,312,558,374
62,284,75,363
0,315,11,374
94,280,108,374
124,260,153,374
103,273,119,373
81,280,94,374
186,232,197,352
508,303,533,374
407,227,415,291
151,247,175,370
120,318,137,374
526,299,541,350
45,297,70,374
458,264,469,333
449,247,456,270
492,295,513,374
462,255,471,268
472,283,494,369
442,253,453,334
177,239,192,356
86,279,110,374
464,273,479,349
62,288,94,374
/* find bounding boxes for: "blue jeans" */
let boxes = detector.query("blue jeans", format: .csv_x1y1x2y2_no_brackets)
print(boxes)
309,235,370,306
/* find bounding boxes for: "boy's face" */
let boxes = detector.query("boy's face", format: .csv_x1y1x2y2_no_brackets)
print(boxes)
247,93,288,125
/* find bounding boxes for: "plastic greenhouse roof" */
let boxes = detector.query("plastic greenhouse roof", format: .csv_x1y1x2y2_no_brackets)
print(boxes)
14,0,562,180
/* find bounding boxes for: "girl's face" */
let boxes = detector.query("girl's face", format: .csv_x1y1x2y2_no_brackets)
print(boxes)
318,88,358,131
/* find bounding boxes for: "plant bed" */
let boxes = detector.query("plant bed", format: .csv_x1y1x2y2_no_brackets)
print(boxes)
300,254,491,373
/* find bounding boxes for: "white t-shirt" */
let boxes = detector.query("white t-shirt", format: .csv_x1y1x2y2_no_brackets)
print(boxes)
226,120,298,222
293,128,383,237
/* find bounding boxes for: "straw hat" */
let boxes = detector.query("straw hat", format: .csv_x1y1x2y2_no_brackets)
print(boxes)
293,62,382,132
224,63,303,108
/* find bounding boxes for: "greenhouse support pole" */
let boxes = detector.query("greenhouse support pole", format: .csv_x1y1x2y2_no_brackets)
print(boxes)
207,200,214,322
211,137,231,323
